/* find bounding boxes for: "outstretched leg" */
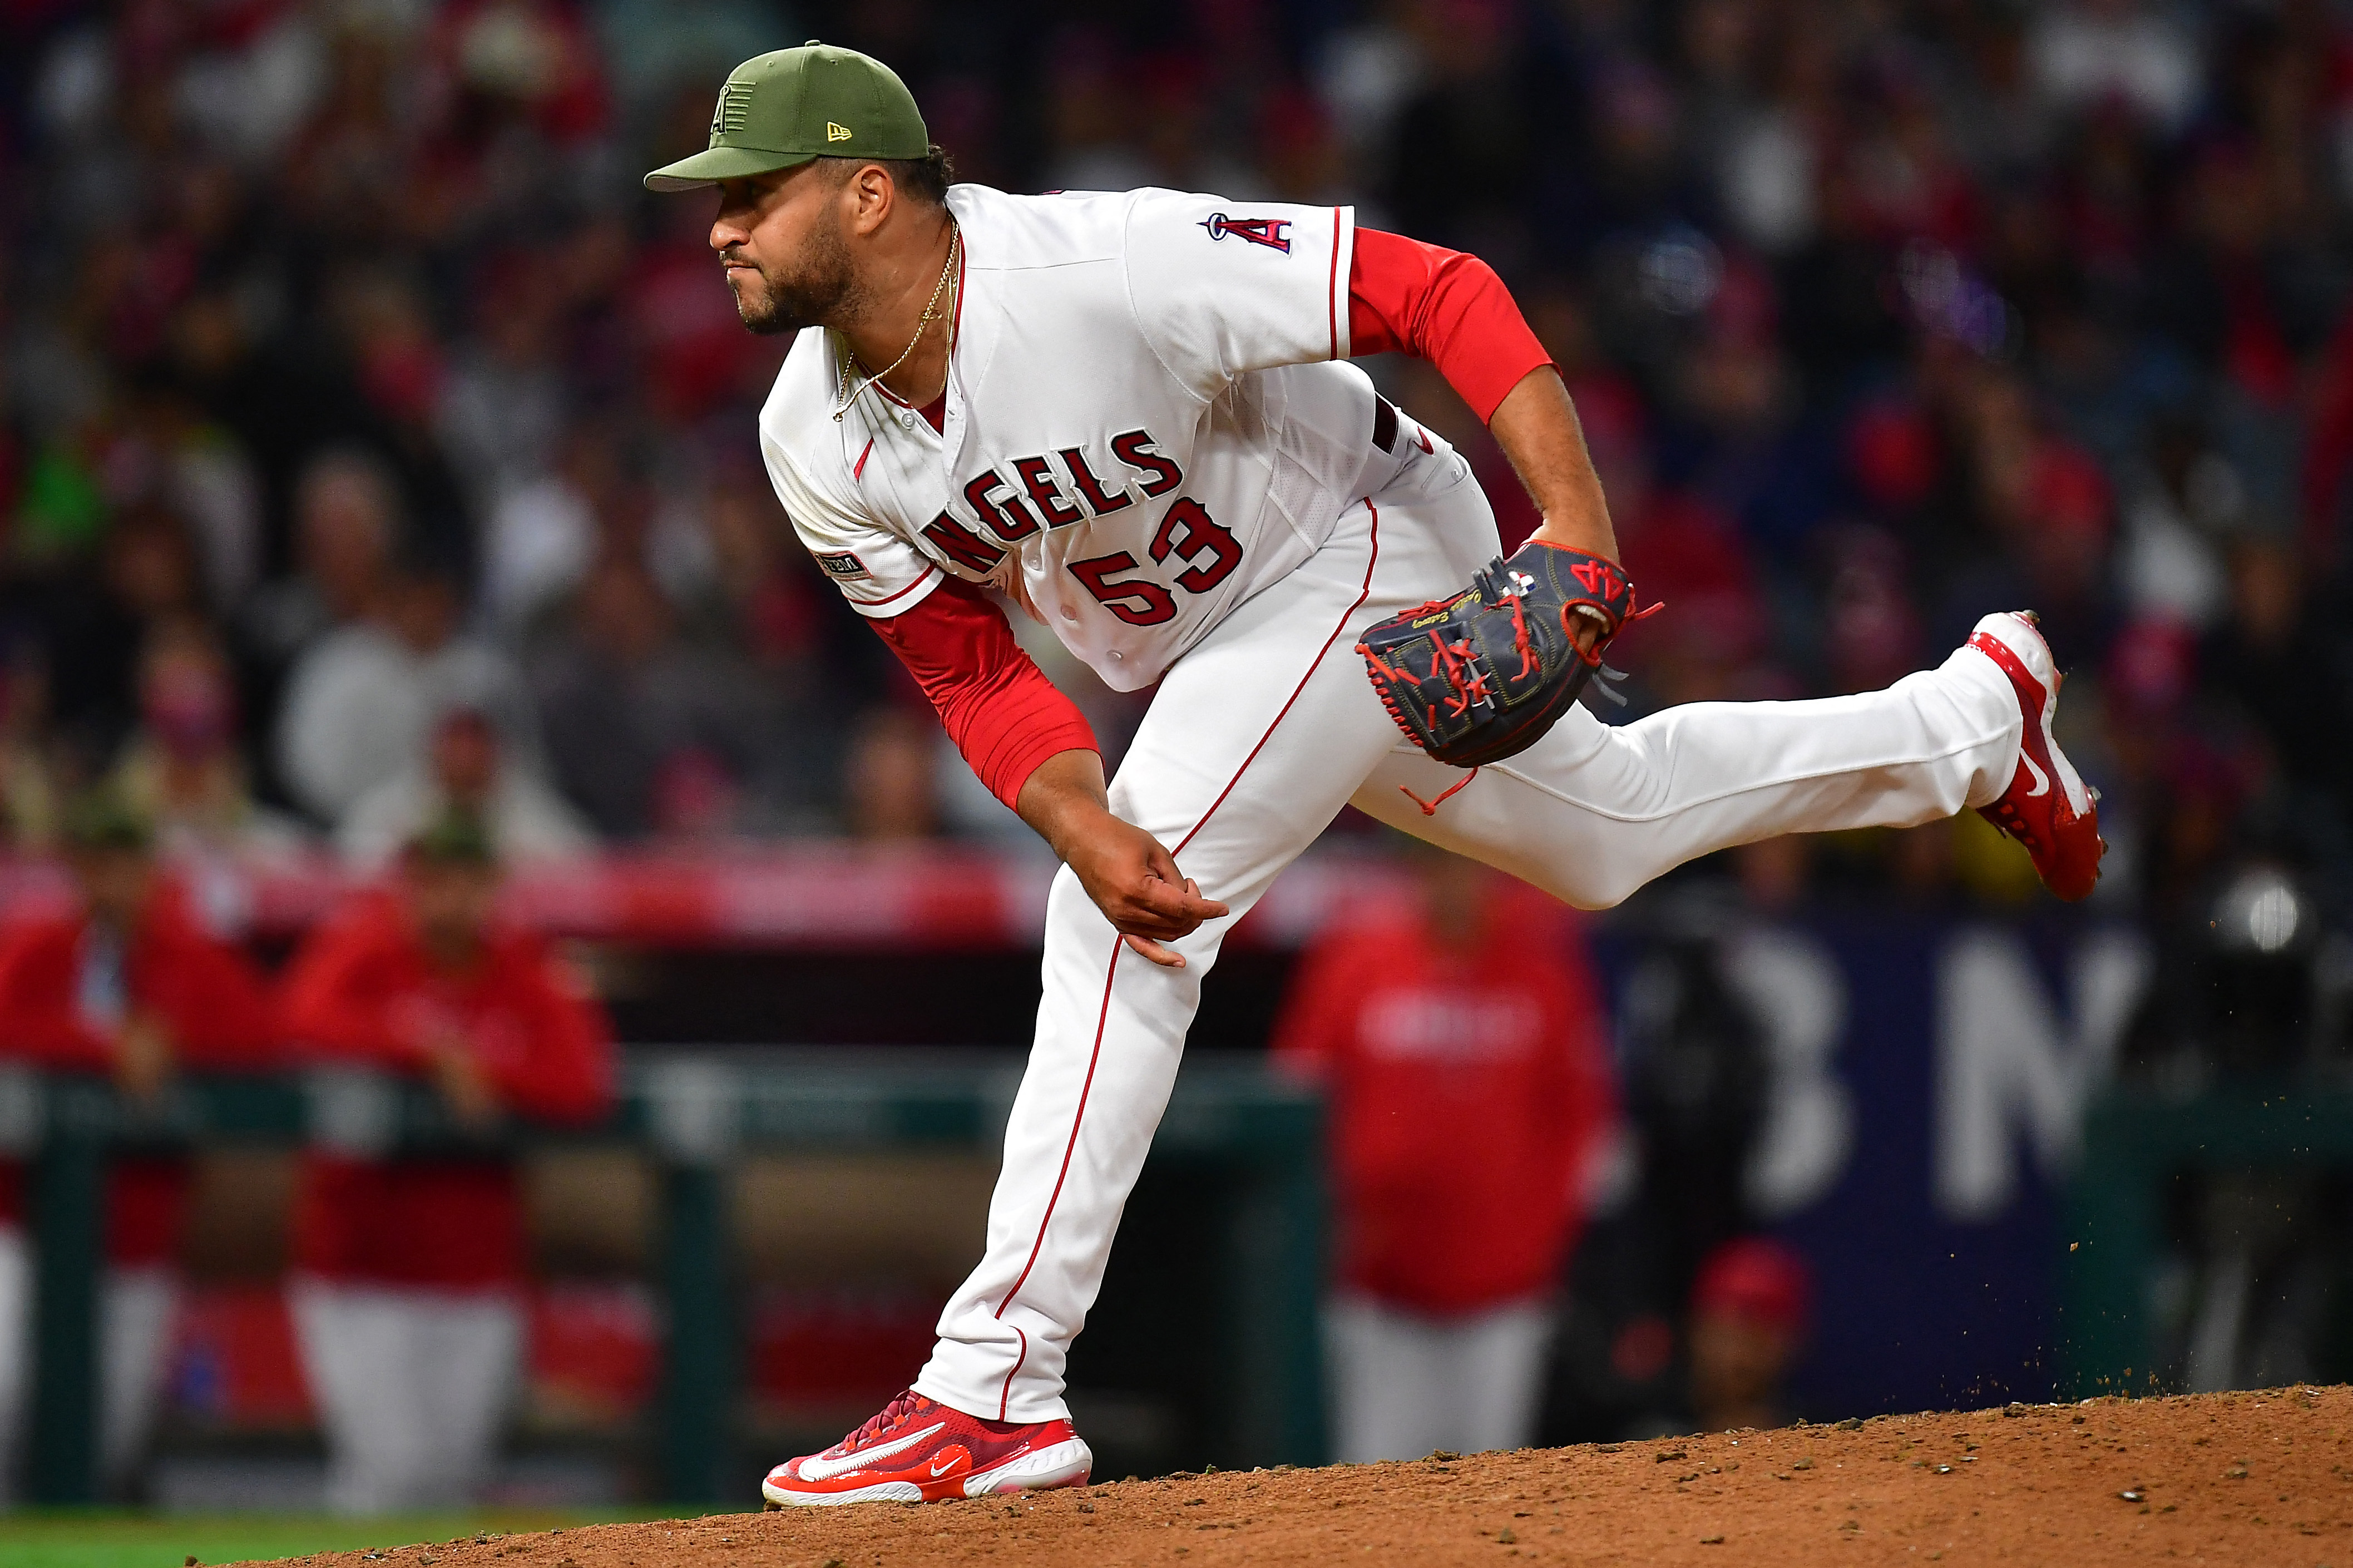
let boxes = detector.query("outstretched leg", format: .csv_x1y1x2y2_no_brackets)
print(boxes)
1354,635,2028,908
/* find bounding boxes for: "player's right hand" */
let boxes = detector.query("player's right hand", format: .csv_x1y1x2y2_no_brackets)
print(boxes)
1064,815,1228,969
1016,748,1228,966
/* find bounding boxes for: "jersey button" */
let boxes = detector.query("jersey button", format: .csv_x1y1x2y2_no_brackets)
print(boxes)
1108,650,1123,661
1060,605,1077,621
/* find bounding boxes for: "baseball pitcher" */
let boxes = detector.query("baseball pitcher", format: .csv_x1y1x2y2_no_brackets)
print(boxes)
644,42,2103,1506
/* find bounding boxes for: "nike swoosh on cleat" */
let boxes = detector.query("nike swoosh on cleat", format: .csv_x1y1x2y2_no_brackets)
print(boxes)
930,1457,960,1477
795,1422,947,1482
2020,751,2050,798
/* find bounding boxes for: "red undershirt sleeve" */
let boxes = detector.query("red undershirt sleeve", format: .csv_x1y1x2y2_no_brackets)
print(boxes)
1347,227,1555,422
872,575,1099,810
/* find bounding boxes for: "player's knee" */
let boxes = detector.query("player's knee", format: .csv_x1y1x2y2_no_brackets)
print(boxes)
1531,858,1645,913
1568,874,1642,912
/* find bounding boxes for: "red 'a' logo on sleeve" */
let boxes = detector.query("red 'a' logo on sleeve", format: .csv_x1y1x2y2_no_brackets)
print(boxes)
1198,212,1293,253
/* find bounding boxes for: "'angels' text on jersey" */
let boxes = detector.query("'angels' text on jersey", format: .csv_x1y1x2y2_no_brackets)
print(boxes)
757,185,1438,691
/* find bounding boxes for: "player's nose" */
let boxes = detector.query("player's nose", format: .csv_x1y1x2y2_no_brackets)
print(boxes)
708,195,754,253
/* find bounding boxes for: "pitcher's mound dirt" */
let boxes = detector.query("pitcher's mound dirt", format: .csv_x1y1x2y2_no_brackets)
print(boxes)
257,1387,2353,1567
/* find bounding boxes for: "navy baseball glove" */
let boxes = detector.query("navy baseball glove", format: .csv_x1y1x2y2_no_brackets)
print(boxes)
1357,541,1647,772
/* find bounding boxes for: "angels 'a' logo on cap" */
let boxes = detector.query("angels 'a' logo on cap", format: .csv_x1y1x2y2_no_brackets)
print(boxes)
710,81,754,142
1198,212,1293,253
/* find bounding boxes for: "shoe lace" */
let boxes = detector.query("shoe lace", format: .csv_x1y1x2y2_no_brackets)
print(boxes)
841,1388,927,1450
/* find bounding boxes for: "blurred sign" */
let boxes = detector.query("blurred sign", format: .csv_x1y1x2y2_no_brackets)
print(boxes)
1726,912,2150,1416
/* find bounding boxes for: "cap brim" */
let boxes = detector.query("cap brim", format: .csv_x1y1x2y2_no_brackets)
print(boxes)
642,145,817,192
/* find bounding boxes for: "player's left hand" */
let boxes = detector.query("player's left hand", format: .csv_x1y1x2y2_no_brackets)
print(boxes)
1357,538,1648,770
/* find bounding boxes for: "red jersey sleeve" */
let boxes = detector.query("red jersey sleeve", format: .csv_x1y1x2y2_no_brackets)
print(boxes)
136,897,283,1071
1348,228,1555,422
278,898,432,1069
871,575,1098,810
471,938,615,1125
0,921,116,1070
167,948,283,1070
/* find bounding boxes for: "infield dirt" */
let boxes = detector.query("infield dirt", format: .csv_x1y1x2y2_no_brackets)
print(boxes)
246,1387,2353,1567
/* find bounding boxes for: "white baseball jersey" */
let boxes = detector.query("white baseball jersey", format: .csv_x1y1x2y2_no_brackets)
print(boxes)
760,184,1411,692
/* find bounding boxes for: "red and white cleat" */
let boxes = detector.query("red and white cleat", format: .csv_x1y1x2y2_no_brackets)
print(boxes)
1966,611,2105,902
760,1389,1094,1507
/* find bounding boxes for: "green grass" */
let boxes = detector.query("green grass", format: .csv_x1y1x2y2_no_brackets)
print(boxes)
0,1508,729,1568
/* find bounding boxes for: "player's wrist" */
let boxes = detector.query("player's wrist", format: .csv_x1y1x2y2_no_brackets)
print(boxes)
1014,749,1112,858
1042,800,1131,877
1528,516,1619,563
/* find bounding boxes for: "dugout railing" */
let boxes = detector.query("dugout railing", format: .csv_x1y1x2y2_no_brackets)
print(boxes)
8,1051,1326,1505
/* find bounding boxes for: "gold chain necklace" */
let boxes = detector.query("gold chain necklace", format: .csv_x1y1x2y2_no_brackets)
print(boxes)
832,220,960,422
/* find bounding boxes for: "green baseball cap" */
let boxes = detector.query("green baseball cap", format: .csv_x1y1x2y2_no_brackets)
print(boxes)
61,787,152,854
404,808,497,868
644,42,930,192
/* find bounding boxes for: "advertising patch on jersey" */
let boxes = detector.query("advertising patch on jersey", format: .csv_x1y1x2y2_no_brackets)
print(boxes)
1198,212,1292,253
815,550,871,581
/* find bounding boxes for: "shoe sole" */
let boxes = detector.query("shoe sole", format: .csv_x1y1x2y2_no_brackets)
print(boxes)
762,1437,1094,1508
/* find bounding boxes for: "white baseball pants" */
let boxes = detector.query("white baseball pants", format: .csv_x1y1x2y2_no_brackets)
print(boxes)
0,1225,22,1502
1324,1294,1554,1462
100,1264,178,1487
0,1239,178,1500
914,447,2023,1423
289,1277,521,1513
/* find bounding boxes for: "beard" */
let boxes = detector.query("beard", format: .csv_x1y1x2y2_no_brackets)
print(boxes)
730,216,861,337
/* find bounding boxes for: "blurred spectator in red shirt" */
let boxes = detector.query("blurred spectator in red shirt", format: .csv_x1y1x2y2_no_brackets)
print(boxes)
279,810,612,1513
1272,845,1617,1462
0,790,279,1495
1686,1236,1812,1433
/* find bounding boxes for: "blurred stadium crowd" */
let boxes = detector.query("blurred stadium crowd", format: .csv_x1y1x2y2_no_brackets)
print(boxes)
0,0,2347,907
3,0,2353,1508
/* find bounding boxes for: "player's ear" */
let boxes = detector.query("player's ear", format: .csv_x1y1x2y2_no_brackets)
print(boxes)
847,162,895,236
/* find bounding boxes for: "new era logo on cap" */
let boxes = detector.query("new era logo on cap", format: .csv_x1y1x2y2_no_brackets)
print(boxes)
827,121,852,142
